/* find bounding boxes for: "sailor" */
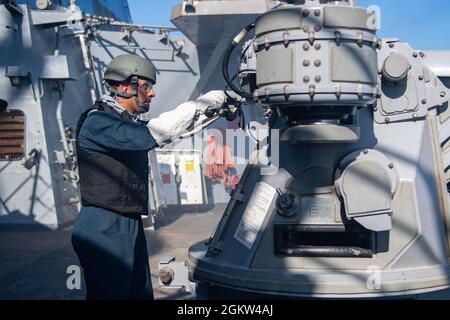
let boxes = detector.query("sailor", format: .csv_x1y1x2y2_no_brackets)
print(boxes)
71,54,226,300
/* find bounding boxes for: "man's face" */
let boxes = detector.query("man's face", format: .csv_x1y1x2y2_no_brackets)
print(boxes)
136,79,155,113
115,79,155,114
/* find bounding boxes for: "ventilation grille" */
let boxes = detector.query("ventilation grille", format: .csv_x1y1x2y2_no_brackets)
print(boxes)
0,109,25,161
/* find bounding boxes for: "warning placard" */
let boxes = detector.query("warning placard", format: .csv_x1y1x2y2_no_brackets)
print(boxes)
185,160,195,173
234,182,277,250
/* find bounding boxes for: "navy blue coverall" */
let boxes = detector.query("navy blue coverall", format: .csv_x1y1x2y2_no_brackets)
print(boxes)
71,107,158,300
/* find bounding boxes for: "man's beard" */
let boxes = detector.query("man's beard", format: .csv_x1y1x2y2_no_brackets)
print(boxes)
137,104,150,114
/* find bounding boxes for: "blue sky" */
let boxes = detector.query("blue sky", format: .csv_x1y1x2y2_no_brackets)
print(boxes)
129,0,450,50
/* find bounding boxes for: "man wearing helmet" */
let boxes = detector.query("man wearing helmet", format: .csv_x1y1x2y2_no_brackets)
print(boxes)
71,54,226,300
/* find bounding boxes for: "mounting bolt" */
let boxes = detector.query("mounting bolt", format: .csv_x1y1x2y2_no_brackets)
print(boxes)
385,117,391,124
363,149,369,155
389,43,395,48
421,99,427,105
413,52,419,58
418,75,424,81
441,91,447,98
389,163,394,169
412,112,419,118
419,51,425,58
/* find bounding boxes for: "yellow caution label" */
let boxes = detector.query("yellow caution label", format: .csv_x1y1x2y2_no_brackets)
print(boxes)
185,160,195,173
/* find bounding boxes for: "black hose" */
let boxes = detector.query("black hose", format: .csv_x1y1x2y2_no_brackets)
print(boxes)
222,23,256,100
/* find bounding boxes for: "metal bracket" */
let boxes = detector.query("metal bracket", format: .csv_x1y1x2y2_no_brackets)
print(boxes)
230,188,246,202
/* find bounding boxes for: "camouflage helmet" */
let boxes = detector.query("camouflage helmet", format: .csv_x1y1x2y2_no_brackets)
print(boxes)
103,54,156,84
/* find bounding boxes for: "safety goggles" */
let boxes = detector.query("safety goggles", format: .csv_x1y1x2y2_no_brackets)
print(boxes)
138,81,153,91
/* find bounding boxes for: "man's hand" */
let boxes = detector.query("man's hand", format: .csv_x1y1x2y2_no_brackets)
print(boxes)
147,90,227,147
195,91,227,115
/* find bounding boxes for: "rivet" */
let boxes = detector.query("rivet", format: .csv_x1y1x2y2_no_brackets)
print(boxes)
418,75,424,81
283,85,290,100
441,91,446,98
314,9,321,17
335,31,342,45
389,163,394,169
303,26,310,33
315,76,321,83
314,43,321,50
283,32,289,46
308,31,315,44
412,113,419,118
302,9,310,17
314,60,321,67
363,149,369,155
373,106,378,112
419,51,425,58
421,99,427,105
264,37,270,49
303,60,311,67
303,76,310,83
413,52,419,58
309,85,316,98
389,43,395,48
357,85,363,97
314,25,321,32
303,43,310,51
385,117,391,124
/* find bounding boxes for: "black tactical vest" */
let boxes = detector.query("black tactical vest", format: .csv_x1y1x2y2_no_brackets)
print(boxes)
76,102,149,215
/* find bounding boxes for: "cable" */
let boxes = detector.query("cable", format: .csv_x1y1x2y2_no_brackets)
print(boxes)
222,22,256,100
224,68,256,100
